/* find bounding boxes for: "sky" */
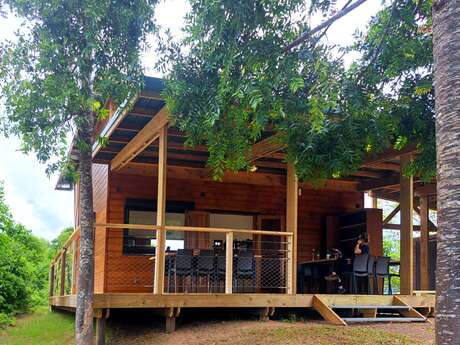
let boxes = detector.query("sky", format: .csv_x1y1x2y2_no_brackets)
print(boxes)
0,0,385,241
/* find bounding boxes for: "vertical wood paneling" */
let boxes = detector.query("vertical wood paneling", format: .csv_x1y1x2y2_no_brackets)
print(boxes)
103,171,363,292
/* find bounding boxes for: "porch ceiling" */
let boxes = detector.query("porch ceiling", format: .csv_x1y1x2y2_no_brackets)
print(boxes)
57,76,437,207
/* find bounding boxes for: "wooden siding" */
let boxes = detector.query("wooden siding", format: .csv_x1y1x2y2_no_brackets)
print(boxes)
103,172,363,293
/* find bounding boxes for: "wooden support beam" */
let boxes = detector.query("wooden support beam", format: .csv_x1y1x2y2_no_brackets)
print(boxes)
225,232,234,294
139,90,163,101
384,223,422,231
371,196,378,208
358,174,401,191
383,205,400,225
400,155,414,295
165,316,176,333
413,205,437,231
393,296,427,321
250,133,286,162
120,162,359,191
154,126,168,294
60,251,66,296
362,145,418,166
111,107,169,171
419,195,430,290
95,309,109,345
286,163,298,294
312,295,347,326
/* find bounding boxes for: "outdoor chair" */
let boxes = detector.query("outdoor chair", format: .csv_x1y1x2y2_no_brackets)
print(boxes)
216,254,226,293
235,251,256,293
350,253,370,294
173,249,194,293
375,256,396,295
196,249,215,292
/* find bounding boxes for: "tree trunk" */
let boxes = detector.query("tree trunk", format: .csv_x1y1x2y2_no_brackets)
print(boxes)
75,113,95,345
432,1,460,344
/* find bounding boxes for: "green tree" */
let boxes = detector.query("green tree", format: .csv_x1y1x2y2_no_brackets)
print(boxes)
157,0,435,183
0,1,158,343
0,182,50,325
49,227,74,259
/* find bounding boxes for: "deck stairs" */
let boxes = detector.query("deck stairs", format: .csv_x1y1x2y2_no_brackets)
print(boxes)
312,295,427,325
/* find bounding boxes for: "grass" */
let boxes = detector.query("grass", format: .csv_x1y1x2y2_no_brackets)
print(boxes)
0,307,74,345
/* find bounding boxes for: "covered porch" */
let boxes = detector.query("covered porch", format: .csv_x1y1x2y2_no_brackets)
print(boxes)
50,77,436,342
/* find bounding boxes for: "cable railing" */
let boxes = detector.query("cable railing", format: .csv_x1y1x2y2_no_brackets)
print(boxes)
49,227,80,297
49,223,294,296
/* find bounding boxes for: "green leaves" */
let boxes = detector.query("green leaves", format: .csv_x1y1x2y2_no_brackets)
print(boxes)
0,0,158,176
289,77,305,94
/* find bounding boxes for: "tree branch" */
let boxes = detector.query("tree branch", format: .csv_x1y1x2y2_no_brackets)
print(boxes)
355,0,398,84
284,0,368,52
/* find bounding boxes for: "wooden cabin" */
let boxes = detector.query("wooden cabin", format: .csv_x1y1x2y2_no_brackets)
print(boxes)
49,77,436,343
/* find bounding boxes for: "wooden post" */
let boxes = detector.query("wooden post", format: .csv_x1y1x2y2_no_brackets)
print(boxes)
372,196,378,209
286,163,298,294
419,195,430,290
49,264,55,297
154,126,167,294
400,154,414,295
165,316,175,333
60,250,67,296
225,232,234,294
95,309,108,345
71,238,78,294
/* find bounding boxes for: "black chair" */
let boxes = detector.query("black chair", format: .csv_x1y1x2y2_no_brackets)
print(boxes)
375,256,394,295
298,264,314,293
216,254,226,293
173,249,194,292
367,256,377,294
235,251,255,293
196,249,215,292
351,254,369,294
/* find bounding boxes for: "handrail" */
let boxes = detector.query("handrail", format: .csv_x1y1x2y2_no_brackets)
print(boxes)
50,227,80,265
95,223,293,237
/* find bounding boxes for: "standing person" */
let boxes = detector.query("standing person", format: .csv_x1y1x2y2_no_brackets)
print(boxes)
354,233,369,255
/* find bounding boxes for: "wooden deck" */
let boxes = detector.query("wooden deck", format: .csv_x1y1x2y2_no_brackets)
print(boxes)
50,292,435,310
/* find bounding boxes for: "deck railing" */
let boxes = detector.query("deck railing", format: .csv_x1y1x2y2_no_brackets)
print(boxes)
49,228,80,297
49,224,294,296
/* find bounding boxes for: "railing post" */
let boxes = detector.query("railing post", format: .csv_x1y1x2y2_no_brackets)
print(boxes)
49,264,55,297
286,163,298,294
286,235,294,294
225,232,233,294
154,126,167,294
400,154,414,295
71,238,78,294
60,250,67,296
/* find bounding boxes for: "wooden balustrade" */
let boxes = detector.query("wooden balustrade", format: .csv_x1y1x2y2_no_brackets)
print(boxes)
49,228,80,297
49,223,294,296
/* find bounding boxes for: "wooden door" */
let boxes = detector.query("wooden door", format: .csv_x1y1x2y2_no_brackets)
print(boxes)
184,211,210,250
256,215,285,293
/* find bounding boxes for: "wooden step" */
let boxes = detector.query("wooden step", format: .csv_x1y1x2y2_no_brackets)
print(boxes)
342,317,426,323
331,305,410,310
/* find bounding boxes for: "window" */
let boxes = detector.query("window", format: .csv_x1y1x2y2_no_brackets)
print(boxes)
123,199,193,255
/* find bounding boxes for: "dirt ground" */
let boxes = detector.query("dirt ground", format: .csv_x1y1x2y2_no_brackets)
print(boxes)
107,310,435,345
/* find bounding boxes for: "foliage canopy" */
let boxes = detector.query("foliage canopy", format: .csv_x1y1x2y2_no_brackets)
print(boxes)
0,0,158,176
158,0,435,182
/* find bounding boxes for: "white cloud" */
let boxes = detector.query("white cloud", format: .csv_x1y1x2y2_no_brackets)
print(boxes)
0,136,74,240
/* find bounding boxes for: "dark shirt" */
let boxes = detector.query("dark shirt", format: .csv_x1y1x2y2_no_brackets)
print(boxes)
359,243,369,254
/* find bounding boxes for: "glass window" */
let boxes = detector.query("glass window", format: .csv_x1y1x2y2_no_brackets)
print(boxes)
123,211,186,255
